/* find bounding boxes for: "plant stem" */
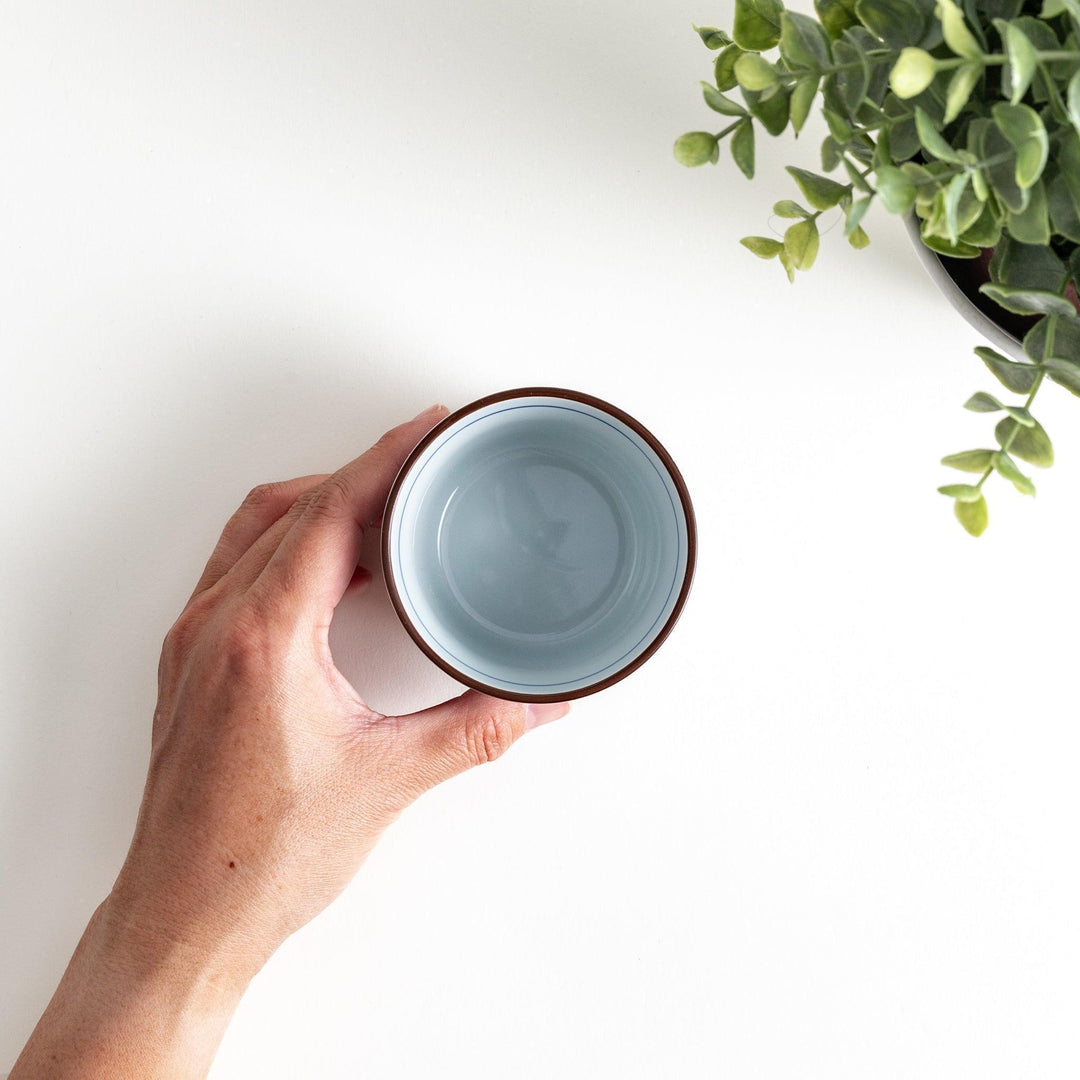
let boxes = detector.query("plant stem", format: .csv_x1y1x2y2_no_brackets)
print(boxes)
975,354,1049,490
901,147,1026,189
933,49,1080,72
774,48,1080,84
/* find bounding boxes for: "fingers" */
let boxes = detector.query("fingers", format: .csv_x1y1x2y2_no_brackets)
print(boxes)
249,404,448,626
385,690,571,795
188,474,330,601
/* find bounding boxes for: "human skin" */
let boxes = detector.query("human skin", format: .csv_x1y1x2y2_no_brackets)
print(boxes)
10,404,569,1079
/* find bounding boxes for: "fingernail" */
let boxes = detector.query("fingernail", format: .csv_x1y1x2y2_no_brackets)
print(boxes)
414,403,448,422
524,701,571,730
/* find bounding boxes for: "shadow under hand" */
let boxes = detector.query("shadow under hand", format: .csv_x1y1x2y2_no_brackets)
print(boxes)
328,524,463,720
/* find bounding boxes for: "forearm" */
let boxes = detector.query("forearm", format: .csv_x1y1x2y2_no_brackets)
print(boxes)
10,895,251,1080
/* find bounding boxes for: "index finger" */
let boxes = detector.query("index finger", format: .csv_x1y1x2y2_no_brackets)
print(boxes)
249,404,448,627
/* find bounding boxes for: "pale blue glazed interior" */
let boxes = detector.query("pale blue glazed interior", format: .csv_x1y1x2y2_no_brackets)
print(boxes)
387,396,690,697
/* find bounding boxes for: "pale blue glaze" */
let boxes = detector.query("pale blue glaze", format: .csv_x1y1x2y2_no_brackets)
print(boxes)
388,398,689,697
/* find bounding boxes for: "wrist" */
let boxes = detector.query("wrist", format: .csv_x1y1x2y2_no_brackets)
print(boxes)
98,881,269,1000
10,895,252,1079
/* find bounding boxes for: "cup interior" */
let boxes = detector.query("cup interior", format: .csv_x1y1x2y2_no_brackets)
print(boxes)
385,392,693,699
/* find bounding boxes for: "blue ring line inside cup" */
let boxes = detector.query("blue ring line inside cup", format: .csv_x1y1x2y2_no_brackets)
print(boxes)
393,402,683,690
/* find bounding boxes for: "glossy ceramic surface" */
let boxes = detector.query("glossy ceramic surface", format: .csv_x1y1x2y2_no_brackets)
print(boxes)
383,389,695,701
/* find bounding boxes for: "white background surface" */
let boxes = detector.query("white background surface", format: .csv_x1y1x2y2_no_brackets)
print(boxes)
2,1,1079,1077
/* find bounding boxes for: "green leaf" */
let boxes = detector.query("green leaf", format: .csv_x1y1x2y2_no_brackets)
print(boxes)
856,0,925,48
1009,14,1062,61
821,135,842,171
1043,358,1080,397
780,11,830,69
992,103,1049,189
1006,178,1050,246
889,47,937,97
833,37,871,114
995,20,1038,104
995,415,1054,466
824,108,853,144
944,60,983,124
843,157,872,192
957,0,983,49
715,44,746,91
731,120,756,179
953,174,986,233
1008,11,1065,47
848,224,871,247
936,0,982,58
1022,312,1080,363
943,172,969,244
695,25,733,48
815,0,860,38
1046,134,1080,244
1004,406,1035,426
674,132,720,166
1067,70,1080,137
980,120,1027,214
875,165,917,214
850,26,890,99
961,201,1002,247
866,128,891,163
941,448,994,472
881,95,919,159
733,0,784,51
778,248,797,282
978,284,1075,316
963,391,1004,412
938,483,983,500
903,160,941,203
914,106,965,163
741,235,784,258
991,235,1066,291
848,133,874,165
954,493,988,535
786,166,849,209
790,76,821,132
975,346,1040,393
992,450,1036,494
920,232,981,257
774,199,811,217
735,53,781,92
920,179,948,235
702,83,749,116
744,86,791,135
964,391,1035,424
784,217,820,270
969,131,989,201
971,170,988,201
845,195,872,235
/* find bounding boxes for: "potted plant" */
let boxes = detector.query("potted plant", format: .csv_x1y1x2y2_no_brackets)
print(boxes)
675,0,1080,534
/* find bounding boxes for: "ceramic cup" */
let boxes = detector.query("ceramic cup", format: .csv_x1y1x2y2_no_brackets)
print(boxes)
382,388,696,701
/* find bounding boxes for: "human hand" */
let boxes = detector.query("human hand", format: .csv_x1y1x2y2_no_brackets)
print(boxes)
11,404,570,1079
114,402,571,972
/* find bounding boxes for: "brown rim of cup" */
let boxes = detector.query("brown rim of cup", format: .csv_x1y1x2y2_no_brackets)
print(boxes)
381,387,698,703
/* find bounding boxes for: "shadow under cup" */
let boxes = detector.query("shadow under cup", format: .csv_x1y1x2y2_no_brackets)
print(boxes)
383,389,696,701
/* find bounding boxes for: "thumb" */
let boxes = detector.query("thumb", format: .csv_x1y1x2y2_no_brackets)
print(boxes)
393,690,571,792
